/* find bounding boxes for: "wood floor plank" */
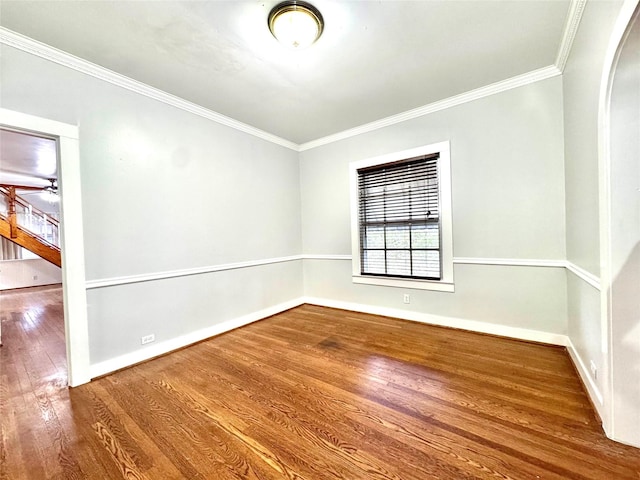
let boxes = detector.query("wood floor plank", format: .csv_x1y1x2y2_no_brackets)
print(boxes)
151,373,343,480
194,342,518,480
2,287,640,479
175,347,469,480
210,332,586,480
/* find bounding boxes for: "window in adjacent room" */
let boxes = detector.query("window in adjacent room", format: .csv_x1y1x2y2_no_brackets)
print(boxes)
349,141,453,292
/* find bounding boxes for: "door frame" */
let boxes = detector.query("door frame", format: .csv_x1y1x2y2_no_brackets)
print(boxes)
598,0,640,441
0,108,90,387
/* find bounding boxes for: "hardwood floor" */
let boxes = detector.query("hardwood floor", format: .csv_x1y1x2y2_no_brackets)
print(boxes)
2,288,640,479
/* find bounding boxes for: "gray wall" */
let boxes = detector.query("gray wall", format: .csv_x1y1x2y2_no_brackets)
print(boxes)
562,0,623,401
563,0,623,276
1,45,303,365
300,77,568,334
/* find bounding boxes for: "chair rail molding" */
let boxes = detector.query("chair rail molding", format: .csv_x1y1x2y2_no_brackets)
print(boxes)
85,255,304,289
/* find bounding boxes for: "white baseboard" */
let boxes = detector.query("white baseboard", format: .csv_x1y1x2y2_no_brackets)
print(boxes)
89,294,607,428
566,338,605,413
303,296,568,346
89,297,305,379
301,297,612,424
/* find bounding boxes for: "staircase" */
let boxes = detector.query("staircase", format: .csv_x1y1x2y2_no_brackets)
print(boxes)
0,186,61,267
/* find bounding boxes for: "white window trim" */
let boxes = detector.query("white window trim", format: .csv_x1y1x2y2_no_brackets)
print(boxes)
349,141,454,292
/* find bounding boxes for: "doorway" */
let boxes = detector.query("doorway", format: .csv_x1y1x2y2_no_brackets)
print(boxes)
600,0,640,448
0,108,90,387
0,128,62,285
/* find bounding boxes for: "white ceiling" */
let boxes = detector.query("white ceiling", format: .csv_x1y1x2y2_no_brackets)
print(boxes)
0,129,57,187
0,1,571,144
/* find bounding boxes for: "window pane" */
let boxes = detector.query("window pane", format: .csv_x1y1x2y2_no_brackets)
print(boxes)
363,250,385,274
364,226,384,248
412,250,441,278
387,250,411,276
357,153,445,283
411,224,439,248
386,226,410,248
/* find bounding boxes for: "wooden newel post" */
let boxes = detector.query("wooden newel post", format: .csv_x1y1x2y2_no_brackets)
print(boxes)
8,186,18,239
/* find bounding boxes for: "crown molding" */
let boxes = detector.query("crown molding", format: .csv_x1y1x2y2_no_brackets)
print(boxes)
298,65,561,151
299,0,587,152
2,16,576,154
0,27,299,151
555,0,588,72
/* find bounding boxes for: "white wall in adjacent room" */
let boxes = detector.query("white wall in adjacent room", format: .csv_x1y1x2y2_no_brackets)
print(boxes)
0,258,62,290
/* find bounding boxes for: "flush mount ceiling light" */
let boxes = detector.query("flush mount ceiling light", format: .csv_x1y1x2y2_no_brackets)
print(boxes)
268,1,324,49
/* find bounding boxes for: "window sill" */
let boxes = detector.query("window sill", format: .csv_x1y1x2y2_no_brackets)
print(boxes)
352,275,455,292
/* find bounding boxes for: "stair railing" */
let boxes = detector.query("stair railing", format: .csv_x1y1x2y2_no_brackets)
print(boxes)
0,186,60,248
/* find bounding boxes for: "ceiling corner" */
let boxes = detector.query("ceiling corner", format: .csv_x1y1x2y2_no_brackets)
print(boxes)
555,0,588,72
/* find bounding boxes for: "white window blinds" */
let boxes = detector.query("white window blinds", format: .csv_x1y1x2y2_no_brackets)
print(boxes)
357,153,441,280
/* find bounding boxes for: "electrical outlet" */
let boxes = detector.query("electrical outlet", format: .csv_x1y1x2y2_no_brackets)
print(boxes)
32,275,38,280
403,293,410,304
141,334,155,345
590,360,597,380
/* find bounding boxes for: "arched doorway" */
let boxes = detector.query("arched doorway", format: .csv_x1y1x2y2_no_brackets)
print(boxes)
600,0,640,447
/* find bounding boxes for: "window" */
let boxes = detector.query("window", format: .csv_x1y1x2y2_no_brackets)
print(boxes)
350,142,453,292
358,154,441,279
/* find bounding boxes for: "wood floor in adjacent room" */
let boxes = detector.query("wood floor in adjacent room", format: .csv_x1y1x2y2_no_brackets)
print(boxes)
2,287,640,479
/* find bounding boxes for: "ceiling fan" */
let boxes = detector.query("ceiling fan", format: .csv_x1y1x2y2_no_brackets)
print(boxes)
0,179,59,206
12,179,57,196
43,178,58,194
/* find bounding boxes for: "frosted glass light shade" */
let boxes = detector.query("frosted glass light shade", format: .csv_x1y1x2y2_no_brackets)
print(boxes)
268,1,324,49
